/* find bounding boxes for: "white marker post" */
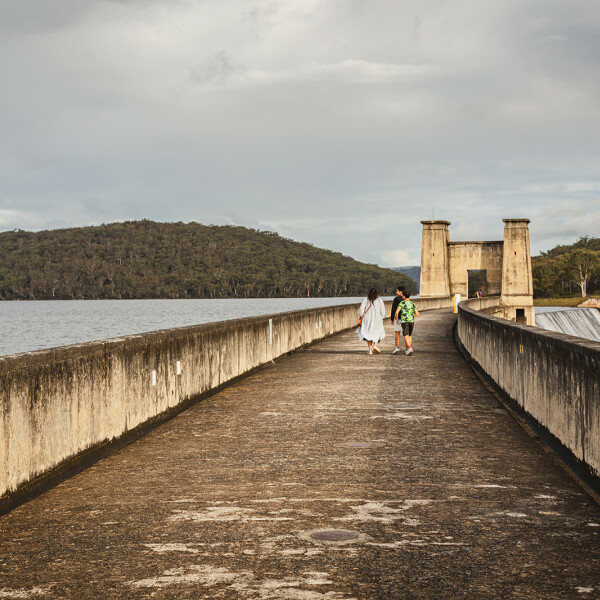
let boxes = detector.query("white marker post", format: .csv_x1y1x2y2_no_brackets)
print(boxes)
453,294,461,314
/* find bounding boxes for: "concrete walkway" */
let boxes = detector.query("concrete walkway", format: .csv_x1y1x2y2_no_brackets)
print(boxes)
1,309,599,599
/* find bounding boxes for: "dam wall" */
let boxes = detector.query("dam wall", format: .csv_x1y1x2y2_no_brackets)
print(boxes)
0,296,452,512
457,298,600,479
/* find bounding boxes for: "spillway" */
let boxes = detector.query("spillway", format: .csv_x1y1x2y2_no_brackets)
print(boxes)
535,307,600,342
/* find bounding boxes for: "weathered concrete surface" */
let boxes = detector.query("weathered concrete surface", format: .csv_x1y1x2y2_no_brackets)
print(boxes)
448,241,503,297
1,309,599,599
458,298,600,479
1,303,370,503
1,298,453,512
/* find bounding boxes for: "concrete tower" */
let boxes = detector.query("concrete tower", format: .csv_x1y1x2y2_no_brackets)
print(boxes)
501,219,534,324
420,221,451,297
418,218,535,325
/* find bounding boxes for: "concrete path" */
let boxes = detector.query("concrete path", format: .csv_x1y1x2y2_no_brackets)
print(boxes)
1,309,600,599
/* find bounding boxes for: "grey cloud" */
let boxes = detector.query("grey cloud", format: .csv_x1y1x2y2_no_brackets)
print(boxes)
190,52,246,85
0,0,599,267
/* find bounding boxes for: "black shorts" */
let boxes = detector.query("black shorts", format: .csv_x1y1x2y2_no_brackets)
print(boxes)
401,322,414,336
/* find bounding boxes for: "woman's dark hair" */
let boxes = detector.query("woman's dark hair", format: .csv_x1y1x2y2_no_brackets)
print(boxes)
368,288,378,302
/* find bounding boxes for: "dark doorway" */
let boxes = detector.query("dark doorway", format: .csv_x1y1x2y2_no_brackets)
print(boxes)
468,270,487,298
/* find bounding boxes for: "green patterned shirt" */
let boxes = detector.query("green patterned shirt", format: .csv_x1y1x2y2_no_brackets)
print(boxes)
399,299,417,323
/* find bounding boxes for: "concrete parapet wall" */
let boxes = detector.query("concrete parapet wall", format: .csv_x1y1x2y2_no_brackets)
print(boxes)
413,297,454,312
458,298,600,478
1,297,452,508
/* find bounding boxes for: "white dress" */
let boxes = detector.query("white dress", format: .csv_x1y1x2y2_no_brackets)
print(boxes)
356,297,386,342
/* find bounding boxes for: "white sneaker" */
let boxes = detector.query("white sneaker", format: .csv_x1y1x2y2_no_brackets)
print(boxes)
406,347,414,355
392,347,400,354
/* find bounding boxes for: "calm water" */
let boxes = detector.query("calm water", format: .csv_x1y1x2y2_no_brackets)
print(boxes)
0,298,380,357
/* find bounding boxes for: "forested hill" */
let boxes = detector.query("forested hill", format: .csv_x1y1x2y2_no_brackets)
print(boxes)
0,221,415,300
533,236,600,298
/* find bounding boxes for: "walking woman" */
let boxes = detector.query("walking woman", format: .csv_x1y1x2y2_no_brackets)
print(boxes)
357,288,386,354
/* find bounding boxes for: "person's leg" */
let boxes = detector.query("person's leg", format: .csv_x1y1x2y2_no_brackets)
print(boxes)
392,335,400,353
405,323,414,354
401,323,409,349
367,340,373,354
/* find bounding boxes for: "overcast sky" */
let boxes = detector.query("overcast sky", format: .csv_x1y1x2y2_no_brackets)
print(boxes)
1,0,599,266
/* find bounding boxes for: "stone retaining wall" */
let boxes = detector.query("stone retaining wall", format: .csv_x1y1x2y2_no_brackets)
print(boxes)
1,296,452,509
458,298,600,478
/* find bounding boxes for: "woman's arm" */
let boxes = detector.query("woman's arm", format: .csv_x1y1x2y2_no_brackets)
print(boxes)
358,298,367,317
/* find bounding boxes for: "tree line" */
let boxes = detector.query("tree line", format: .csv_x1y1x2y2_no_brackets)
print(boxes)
532,236,600,298
0,220,415,300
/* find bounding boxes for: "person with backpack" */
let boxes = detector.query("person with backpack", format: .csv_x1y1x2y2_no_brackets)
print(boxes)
394,290,419,355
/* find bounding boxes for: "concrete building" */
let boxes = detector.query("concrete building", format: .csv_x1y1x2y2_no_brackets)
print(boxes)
420,218,534,325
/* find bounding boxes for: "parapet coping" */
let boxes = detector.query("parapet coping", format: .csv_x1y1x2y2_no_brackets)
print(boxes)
448,240,503,246
0,297,453,373
420,220,451,226
0,302,364,373
458,298,600,357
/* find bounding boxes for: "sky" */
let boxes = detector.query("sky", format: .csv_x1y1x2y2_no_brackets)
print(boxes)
1,0,599,266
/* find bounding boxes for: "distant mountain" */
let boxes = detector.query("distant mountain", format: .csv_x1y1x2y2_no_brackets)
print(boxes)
0,220,416,300
393,266,420,294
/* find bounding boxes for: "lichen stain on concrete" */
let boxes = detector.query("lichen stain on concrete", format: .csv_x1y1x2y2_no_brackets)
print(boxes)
165,497,198,503
128,566,355,599
128,565,242,588
368,538,466,549
169,506,294,523
338,500,432,524
493,511,529,518
144,542,199,553
0,588,48,599
475,484,508,489
369,413,433,421
279,549,323,557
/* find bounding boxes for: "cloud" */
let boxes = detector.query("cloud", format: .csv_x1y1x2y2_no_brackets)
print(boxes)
379,250,412,268
0,0,599,267
191,56,435,89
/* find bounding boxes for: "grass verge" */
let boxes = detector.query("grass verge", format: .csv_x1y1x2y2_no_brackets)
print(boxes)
534,297,587,307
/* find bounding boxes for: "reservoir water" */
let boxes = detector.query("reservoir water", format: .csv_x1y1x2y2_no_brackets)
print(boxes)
6,299,595,359
0,297,380,358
